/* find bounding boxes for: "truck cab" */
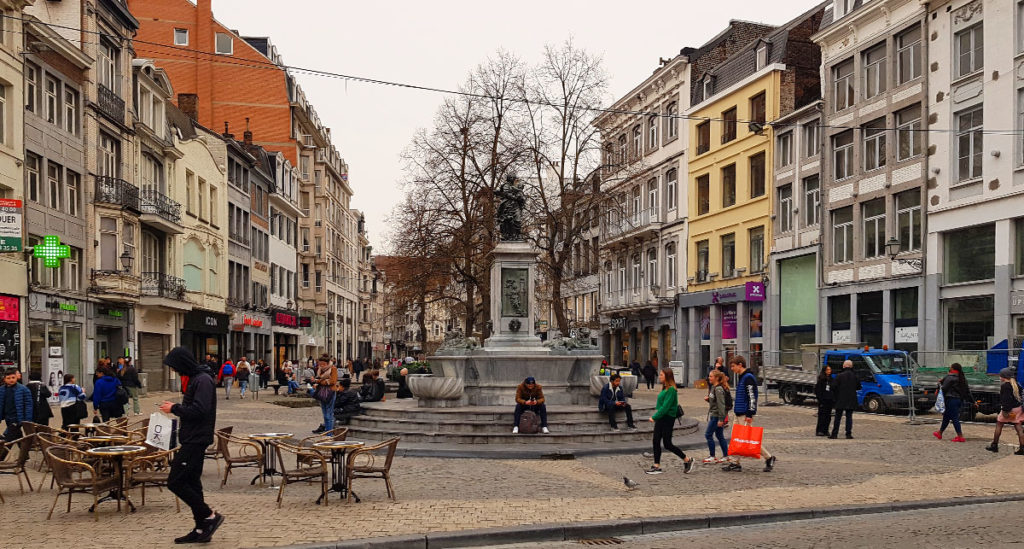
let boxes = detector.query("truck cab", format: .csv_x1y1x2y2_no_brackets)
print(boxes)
822,349,936,414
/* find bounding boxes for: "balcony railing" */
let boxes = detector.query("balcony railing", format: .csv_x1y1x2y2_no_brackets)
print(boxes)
605,208,660,240
97,84,125,124
95,176,140,211
603,284,663,310
140,188,182,225
140,272,186,301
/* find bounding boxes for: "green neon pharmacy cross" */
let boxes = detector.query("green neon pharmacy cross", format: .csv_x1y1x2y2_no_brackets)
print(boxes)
33,235,70,268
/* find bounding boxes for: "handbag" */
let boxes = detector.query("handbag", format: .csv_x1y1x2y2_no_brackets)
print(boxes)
71,399,88,421
115,385,130,406
146,411,179,451
727,423,764,458
314,385,334,403
934,389,945,414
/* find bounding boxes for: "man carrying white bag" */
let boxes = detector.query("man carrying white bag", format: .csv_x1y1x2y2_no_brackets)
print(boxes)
146,410,178,450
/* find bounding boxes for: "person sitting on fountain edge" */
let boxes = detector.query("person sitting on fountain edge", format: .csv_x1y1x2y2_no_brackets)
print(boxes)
599,373,636,431
513,376,549,434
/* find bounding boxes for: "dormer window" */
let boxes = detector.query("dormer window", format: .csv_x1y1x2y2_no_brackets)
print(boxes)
756,42,769,70
834,0,853,19
703,77,713,101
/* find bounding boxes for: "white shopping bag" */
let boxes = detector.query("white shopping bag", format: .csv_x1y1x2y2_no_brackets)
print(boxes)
934,388,945,414
146,411,179,450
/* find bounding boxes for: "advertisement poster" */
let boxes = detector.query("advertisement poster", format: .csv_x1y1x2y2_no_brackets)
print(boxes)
0,294,19,366
749,303,763,338
46,357,64,403
700,308,711,340
722,305,738,340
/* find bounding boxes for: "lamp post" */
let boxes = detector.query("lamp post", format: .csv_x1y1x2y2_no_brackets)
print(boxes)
886,237,922,270
119,249,133,273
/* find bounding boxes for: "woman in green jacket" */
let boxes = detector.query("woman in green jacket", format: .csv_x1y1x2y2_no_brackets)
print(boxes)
646,368,695,475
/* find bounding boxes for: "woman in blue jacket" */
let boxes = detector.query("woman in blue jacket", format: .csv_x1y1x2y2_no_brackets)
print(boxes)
91,366,125,421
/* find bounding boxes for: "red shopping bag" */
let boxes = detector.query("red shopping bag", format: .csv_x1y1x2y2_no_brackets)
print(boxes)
727,423,764,458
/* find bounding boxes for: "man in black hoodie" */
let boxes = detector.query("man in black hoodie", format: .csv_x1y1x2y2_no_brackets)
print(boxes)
159,347,224,544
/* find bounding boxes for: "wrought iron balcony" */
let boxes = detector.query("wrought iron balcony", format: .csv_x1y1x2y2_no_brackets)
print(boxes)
140,188,182,225
603,208,662,244
97,84,125,124
140,272,186,301
95,176,140,212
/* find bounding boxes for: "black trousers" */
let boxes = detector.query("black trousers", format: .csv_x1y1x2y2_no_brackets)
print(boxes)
168,443,213,527
652,416,686,464
606,403,635,428
816,401,833,435
831,408,854,436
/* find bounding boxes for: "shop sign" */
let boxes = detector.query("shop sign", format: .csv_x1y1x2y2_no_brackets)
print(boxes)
831,330,852,344
184,310,229,333
243,315,264,328
274,311,298,327
0,294,19,366
895,326,919,344
1011,291,1024,315
99,307,124,318
680,282,767,308
745,282,765,302
45,299,78,312
0,295,19,322
0,199,22,252
609,317,626,330
298,316,311,328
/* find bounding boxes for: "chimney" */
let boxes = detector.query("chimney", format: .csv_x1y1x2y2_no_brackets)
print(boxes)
178,94,198,121
222,121,234,140
243,117,253,147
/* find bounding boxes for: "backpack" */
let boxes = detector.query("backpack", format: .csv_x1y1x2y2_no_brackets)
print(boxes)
222,363,234,376
722,387,734,412
519,410,541,434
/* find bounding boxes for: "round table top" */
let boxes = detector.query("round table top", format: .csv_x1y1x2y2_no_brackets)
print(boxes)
312,440,364,449
248,432,293,440
81,435,129,443
70,423,103,429
87,445,147,457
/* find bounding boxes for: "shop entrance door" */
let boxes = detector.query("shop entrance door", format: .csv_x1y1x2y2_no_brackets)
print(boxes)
139,333,169,392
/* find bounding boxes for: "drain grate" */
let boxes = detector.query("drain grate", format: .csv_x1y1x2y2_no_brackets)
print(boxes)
577,538,623,546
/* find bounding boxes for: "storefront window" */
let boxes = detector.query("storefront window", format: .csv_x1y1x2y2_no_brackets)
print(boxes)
945,224,994,284
1016,219,1024,276
894,287,919,353
946,296,994,350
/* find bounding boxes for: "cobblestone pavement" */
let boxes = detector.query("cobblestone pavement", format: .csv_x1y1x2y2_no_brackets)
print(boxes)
3,387,1023,549
487,501,1019,548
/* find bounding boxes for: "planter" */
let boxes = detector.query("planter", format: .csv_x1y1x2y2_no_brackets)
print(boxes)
409,375,464,401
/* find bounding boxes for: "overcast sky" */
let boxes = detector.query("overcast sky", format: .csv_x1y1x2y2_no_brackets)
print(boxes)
209,0,815,252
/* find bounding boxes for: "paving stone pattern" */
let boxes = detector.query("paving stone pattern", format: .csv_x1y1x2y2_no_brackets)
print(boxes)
3,387,1023,549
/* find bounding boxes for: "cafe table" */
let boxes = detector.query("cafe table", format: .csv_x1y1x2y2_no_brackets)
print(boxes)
81,435,129,447
312,440,363,503
69,422,104,436
86,445,147,514
247,433,292,487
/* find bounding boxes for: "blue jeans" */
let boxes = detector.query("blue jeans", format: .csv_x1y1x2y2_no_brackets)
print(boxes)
320,391,337,431
940,397,963,436
287,380,299,394
239,380,248,397
705,416,728,457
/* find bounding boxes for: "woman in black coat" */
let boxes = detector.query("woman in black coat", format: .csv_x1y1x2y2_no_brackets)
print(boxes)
814,365,835,436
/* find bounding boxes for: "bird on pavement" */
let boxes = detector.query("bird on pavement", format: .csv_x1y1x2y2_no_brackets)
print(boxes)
623,476,639,490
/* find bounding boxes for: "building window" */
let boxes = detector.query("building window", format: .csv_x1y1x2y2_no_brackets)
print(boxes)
833,207,853,263
618,260,625,296
749,152,766,197
1016,219,1024,276
777,132,793,168
99,217,118,271
945,224,994,284
896,190,921,252
665,169,677,211
696,174,710,215
44,76,59,125
26,153,39,202
862,43,887,100
749,92,766,125
665,102,678,139
703,78,713,101
722,107,737,143
832,130,854,180
25,63,38,113
209,186,218,226
632,125,642,158
185,170,195,214
666,243,676,288
647,177,658,214
778,184,793,233
99,132,119,178
98,40,119,93
803,121,820,157
697,121,710,154
215,32,233,55
956,107,983,182
617,135,626,164
756,43,768,70
863,118,886,171
631,254,641,294
749,226,765,274
64,88,78,135
803,175,820,227
955,24,983,78
721,164,736,208
946,296,993,351
647,249,657,287
896,105,921,161
696,240,709,281
896,25,922,84
648,114,658,150
833,58,854,112
174,28,189,46
47,162,61,212
862,199,886,258
66,171,80,217
721,233,736,277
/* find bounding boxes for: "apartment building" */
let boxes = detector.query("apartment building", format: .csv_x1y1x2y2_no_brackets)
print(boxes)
923,0,1024,352
356,213,375,359
268,151,303,368
23,14,90,385
815,0,927,352
684,5,824,375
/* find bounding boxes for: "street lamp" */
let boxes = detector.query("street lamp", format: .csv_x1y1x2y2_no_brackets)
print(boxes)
886,237,922,270
119,249,133,273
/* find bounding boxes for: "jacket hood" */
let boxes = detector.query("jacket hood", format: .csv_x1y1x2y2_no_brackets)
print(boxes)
164,346,203,376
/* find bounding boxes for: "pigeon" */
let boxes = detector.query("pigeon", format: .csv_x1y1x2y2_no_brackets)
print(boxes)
623,476,639,490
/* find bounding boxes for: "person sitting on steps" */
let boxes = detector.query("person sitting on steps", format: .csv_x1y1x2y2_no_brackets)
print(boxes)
599,373,636,431
513,377,549,434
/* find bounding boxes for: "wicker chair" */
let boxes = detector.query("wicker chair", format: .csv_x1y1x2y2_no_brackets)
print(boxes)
215,431,263,487
271,440,328,508
126,447,180,512
297,427,349,448
0,435,36,502
344,437,399,502
204,426,233,475
37,432,97,489
125,416,150,433
45,446,120,521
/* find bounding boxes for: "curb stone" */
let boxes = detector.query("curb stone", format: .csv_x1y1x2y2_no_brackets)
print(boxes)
267,493,1024,549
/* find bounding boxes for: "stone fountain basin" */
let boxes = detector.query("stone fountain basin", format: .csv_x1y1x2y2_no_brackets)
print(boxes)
408,375,464,401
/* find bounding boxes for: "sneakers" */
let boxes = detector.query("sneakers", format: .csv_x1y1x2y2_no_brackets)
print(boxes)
702,456,718,464
717,457,729,463
512,427,519,434
985,443,999,453
845,434,854,439
644,466,663,475
684,459,695,474
541,427,550,434
763,456,777,472
721,462,742,472
827,434,837,439
642,451,654,458
174,530,202,544
933,431,942,440
194,512,225,543
610,426,621,432
952,436,966,443
311,425,325,434
627,425,638,431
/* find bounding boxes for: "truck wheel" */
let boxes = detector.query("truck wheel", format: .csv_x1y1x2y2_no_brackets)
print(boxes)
863,395,886,414
780,384,799,404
